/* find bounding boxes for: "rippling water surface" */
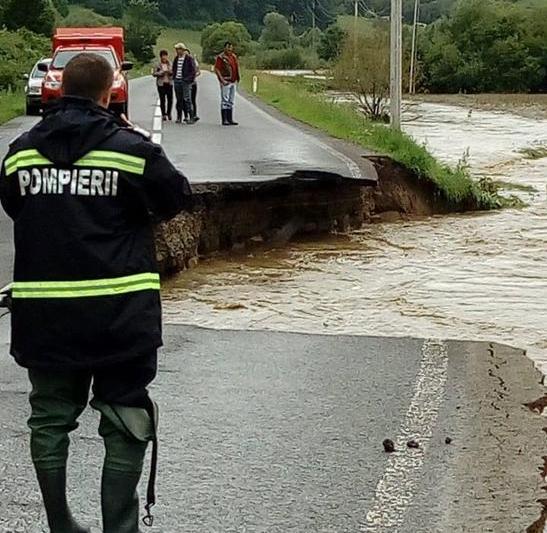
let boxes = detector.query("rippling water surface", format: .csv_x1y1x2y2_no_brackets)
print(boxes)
164,102,547,367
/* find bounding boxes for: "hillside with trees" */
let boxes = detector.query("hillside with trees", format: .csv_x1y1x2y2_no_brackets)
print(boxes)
63,0,461,31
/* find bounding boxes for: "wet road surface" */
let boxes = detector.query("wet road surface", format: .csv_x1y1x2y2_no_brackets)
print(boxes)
159,72,369,184
0,321,545,532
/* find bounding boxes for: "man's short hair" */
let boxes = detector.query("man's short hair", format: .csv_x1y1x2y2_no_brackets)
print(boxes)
62,53,114,102
160,49,169,57
224,41,233,48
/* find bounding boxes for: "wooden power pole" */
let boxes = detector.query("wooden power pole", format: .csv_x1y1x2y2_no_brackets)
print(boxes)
390,0,402,130
353,0,359,70
409,0,420,94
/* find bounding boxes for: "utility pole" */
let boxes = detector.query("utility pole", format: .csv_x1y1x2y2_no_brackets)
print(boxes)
390,0,402,130
409,0,420,94
312,0,317,52
353,0,359,70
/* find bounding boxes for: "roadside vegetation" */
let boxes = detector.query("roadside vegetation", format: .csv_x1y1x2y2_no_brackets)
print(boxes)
241,73,511,209
0,90,25,125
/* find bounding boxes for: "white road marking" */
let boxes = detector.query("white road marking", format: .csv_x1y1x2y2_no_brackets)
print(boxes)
361,339,449,532
152,99,163,145
153,116,163,132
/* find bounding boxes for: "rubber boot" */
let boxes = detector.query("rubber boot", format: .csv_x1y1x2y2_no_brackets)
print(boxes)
102,469,143,533
227,109,239,126
36,468,91,533
221,109,230,126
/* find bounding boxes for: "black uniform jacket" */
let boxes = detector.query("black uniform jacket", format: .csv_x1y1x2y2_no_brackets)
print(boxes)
0,97,192,369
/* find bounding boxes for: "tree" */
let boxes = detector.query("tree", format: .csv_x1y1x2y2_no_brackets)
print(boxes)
124,0,159,63
318,24,346,62
299,27,323,50
419,0,546,93
333,23,390,121
259,12,293,49
201,21,252,63
0,29,50,90
52,0,69,17
4,0,56,36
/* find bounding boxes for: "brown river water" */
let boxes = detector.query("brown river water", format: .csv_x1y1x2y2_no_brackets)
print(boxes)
163,101,547,372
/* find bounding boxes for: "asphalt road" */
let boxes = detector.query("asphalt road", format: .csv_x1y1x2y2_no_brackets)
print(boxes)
148,72,374,184
0,324,545,532
0,79,546,533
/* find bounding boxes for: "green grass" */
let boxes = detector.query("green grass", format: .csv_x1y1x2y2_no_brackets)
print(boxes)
519,145,547,160
491,180,538,193
242,72,506,209
154,28,202,60
131,28,204,79
62,5,116,27
0,90,25,125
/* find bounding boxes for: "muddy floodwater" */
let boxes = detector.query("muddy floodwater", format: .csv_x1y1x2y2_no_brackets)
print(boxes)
163,101,547,368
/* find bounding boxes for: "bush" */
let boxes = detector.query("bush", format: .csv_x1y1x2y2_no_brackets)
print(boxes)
0,29,50,90
318,24,346,62
254,47,306,70
201,21,252,63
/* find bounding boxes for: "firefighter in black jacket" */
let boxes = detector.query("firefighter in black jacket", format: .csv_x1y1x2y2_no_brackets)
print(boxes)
0,54,192,532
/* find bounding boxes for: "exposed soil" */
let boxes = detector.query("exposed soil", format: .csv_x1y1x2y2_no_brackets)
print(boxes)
155,156,485,275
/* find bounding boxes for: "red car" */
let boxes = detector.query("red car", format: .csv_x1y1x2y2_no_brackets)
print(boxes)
40,27,132,116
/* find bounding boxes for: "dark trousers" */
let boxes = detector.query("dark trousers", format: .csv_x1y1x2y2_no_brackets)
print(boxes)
191,82,198,118
28,353,157,470
174,80,194,120
157,84,173,118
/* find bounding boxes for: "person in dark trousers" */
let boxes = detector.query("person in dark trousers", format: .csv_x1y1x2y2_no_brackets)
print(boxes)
0,53,192,533
214,41,241,126
172,43,197,124
153,49,173,121
189,52,201,122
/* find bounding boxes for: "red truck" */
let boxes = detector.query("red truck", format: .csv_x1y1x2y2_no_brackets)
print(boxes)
39,27,133,115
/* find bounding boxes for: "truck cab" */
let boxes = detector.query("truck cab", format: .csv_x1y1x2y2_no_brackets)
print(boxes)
40,27,132,116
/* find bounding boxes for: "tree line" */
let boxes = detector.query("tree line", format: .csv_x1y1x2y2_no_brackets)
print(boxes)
62,0,460,32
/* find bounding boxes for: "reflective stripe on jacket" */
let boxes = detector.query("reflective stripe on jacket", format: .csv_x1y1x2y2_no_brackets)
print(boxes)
0,97,193,369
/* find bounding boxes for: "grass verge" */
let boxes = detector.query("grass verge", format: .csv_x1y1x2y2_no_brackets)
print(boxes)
0,90,25,126
154,28,202,59
519,145,547,160
241,72,510,209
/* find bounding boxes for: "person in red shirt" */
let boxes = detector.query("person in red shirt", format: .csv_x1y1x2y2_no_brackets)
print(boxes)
214,41,241,126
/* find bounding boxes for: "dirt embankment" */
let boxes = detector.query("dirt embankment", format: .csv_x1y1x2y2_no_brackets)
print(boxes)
155,156,482,275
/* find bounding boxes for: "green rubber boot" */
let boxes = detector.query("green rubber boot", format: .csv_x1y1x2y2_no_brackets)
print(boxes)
92,400,156,533
36,468,91,533
102,469,143,533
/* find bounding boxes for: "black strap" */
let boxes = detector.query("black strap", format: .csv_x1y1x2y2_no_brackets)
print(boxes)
142,400,158,527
